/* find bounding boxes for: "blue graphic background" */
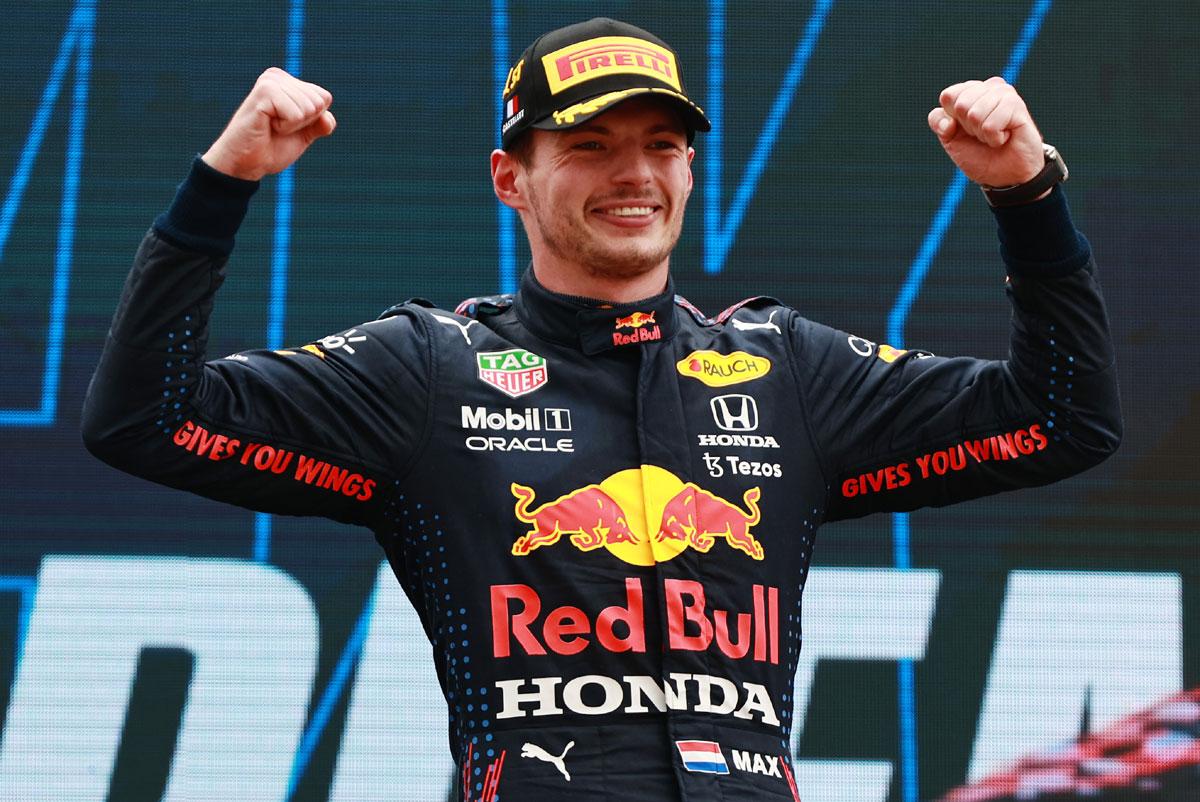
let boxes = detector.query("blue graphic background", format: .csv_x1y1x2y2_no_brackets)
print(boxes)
1,2,1197,800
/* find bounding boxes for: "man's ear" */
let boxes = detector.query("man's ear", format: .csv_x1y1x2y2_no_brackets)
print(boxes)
686,146,695,197
491,149,526,211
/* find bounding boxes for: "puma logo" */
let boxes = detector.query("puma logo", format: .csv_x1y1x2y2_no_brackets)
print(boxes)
520,740,574,782
730,310,781,334
431,313,479,344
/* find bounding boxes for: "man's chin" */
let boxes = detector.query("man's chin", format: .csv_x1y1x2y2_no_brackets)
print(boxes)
582,245,672,279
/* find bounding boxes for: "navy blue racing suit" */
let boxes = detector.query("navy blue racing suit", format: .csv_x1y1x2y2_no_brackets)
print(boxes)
82,158,1121,801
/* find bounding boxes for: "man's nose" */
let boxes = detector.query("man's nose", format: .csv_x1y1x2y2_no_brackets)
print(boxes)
609,146,654,185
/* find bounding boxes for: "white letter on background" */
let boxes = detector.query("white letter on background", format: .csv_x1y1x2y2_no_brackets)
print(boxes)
968,570,1181,780
791,567,941,802
0,556,317,801
328,561,453,800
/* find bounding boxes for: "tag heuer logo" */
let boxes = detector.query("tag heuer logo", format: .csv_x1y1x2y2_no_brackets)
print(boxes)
477,349,548,398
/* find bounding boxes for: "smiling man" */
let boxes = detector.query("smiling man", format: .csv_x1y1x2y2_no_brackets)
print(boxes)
83,17,1120,802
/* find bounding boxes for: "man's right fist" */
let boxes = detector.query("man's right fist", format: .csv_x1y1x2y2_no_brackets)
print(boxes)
201,68,335,181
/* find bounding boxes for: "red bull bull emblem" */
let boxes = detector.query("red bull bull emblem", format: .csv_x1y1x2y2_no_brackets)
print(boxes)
511,465,764,564
612,311,662,347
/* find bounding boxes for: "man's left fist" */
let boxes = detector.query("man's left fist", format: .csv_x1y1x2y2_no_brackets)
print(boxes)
928,76,1044,188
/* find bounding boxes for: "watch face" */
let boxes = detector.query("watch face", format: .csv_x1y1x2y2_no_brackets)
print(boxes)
1045,145,1068,181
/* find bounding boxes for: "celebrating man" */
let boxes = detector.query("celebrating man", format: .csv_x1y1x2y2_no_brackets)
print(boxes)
83,17,1120,801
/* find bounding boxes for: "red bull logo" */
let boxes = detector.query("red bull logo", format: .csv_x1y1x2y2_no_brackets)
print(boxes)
491,577,779,665
510,466,764,564
614,311,656,329
657,484,763,560
611,311,662,346
511,483,638,555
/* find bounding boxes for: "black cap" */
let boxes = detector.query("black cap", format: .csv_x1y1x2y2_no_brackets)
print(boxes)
500,18,711,150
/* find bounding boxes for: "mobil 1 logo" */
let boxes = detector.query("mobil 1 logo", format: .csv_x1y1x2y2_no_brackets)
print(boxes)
461,405,574,453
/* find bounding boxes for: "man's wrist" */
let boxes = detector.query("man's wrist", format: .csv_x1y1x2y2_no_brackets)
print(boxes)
981,144,1068,208
201,147,265,182
153,156,260,257
991,185,1090,277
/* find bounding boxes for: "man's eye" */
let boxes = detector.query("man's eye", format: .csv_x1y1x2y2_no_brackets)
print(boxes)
573,141,603,150
650,140,682,150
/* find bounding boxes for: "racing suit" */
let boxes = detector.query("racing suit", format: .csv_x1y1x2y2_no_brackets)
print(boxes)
82,158,1121,801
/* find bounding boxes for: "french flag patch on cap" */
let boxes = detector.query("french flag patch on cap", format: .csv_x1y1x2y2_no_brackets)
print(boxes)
675,740,730,774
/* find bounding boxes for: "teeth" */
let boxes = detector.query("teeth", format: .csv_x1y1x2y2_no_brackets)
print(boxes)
604,206,654,217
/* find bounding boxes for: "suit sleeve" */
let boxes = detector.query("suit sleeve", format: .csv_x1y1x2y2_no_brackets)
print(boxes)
81,158,432,528
791,186,1122,522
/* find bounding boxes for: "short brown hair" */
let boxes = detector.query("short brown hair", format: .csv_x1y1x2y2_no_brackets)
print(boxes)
505,133,537,167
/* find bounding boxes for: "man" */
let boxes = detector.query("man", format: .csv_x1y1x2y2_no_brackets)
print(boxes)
83,17,1120,802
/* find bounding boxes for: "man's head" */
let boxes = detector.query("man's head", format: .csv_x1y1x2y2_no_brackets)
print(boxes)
491,18,710,299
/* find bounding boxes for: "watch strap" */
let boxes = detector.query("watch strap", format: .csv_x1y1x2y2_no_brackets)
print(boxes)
981,144,1068,208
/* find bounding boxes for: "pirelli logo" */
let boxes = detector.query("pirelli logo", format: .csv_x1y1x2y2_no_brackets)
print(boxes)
542,35,680,95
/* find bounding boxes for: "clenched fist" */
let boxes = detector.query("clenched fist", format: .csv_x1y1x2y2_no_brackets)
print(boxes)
928,76,1045,188
202,68,336,181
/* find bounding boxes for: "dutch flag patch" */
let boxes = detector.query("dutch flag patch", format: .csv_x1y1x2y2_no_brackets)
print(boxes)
675,740,730,774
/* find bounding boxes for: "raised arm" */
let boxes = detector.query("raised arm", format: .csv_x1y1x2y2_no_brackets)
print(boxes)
82,72,429,529
798,78,1121,520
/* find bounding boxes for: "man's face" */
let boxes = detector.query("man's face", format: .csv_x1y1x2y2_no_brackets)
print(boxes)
511,98,694,281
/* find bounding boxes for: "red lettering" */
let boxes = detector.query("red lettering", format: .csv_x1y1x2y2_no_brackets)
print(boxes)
587,55,610,70
614,52,633,65
272,449,292,473
769,586,779,664
341,474,362,497
1014,428,1035,455
595,578,645,653
543,606,590,655
931,450,949,475
864,470,884,493
322,465,349,492
996,432,1018,459
714,610,751,658
240,442,261,465
841,477,859,498
491,584,545,658
1029,423,1048,451
965,438,991,462
895,462,911,487
949,444,967,471
356,479,375,502
194,428,218,457
666,579,778,663
753,584,767,662
294,454,323,483
173,420,195,446
915,453,932,478
884,466,899,490
666,579,713,651
254,445,278,471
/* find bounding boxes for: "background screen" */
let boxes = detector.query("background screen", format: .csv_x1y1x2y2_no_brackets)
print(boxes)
1,2,1197,800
